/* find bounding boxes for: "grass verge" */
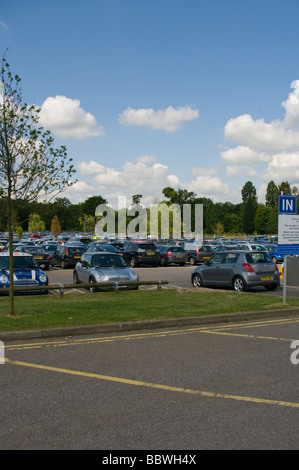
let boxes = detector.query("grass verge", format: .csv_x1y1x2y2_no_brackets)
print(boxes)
0,288,299,332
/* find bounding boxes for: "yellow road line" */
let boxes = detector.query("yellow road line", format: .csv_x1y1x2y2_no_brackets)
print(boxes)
5,317,299,351
5,358,299,409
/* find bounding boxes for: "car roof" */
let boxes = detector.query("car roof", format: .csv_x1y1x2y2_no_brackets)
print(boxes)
0,251,34,256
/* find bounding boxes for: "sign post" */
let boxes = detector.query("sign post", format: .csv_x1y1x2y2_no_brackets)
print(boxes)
278,195,299,302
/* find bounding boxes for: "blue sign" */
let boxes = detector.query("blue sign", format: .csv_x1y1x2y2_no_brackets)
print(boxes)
278,195,297,214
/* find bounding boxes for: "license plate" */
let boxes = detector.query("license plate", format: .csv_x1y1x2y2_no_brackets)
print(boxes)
261,276,273,280
74,256,81,258
147,252,154,255
176,255,183,258
204,257,209,259
35,256,43,259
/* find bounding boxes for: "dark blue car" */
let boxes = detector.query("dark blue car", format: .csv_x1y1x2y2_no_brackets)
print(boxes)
0,252,49,294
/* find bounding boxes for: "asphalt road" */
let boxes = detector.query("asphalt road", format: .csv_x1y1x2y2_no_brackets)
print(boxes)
2,316,299,450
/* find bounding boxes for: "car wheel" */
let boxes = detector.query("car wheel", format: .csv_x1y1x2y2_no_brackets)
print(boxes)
61,260,67,269
265,283,278,291
192,273,202,288
189,257,196,266
130,257,138,267
89,277,98,293
233,276,246,292
73,272,79,284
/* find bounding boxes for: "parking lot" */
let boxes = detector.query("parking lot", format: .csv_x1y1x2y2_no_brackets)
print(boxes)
2,315,299,449
47,263,299,299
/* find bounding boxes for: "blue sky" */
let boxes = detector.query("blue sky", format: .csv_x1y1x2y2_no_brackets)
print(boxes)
1,0,299,208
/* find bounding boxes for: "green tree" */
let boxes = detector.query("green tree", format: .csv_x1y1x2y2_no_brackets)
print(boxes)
265,181,278,208
28,213,46,233
278,181,292,195
254,204,270,234
241,181,258,234
0,54,76,314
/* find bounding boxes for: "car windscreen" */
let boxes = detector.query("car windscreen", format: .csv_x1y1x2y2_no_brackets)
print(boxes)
91,254,127,267
246,252,272,263
0,256,37,269
91,245,118,252
20,246,46,253
67,247,85,254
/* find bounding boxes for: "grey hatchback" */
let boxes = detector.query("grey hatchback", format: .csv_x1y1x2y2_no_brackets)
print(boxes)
191,250,280,292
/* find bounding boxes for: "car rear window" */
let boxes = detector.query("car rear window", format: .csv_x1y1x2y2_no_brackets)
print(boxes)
137,244,157,249
246,252,272,263
68,247,85,254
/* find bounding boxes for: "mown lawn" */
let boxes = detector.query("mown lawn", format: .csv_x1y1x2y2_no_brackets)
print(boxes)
0,288,298,332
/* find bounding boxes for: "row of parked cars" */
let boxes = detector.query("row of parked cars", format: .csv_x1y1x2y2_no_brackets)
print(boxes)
0,234,282,294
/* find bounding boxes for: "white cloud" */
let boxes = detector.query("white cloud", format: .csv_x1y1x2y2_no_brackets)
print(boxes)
187,167,231,200
39,95,105,139
262,152,299,183
224,114,299,152
76,156,182,205
226,165,257,178
282,80,299,128
0,21,8,30
221,145,271,164
118,105,199,131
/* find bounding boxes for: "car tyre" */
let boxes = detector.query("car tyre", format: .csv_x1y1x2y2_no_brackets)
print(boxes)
61,259,67,269
233,276,246,292
265,283,278,291
192,273,202,288
73,272,79,284
189,257,196,266
130,257,138,267
89,277,98,293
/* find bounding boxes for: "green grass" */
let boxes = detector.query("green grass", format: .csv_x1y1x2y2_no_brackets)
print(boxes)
0,288,299,332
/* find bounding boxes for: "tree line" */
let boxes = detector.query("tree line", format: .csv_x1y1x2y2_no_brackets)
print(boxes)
0,180,295,236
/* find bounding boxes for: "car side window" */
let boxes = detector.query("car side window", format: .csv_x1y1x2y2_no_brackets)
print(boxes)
224,253,239,264
209,254,225,264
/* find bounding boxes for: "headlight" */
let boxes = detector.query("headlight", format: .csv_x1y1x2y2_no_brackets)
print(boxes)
0,274,8,284
130,270,138,280
95,272,105,282
39,273,47,283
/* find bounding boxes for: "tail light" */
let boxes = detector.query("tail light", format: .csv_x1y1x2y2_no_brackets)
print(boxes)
46,255,51,260
166,252,172,257
242,263,255,273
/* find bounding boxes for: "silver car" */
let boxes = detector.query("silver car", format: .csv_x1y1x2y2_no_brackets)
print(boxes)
191,250,280,292
73,251,139,292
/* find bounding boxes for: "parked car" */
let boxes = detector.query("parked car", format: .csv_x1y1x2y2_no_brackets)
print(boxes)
157,245,186,266
265,244,284,263
51,244,87,268
191,250,280,292
184,244,214,265
14,245,51,270
41,242,60,261
73,252,139,292
88,244,122,254
237,243,267,252
0,252,49,294
122,242,160,267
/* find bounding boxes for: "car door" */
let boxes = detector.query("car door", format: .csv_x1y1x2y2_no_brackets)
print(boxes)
201,253,226,284
218,253,240,284
76,253,92,283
